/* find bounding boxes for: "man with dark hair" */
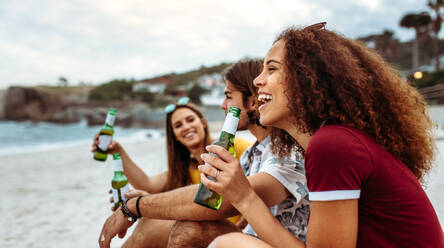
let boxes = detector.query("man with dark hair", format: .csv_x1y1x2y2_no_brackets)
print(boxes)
98,59,309,248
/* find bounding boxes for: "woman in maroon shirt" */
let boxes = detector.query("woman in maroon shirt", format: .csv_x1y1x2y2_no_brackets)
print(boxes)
199,23,443,247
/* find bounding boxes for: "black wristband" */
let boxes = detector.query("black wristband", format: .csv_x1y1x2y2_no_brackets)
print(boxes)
136,196,143,218
121,199,139,222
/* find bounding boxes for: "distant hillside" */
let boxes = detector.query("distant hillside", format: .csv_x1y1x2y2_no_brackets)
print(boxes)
149,62,233,88
88,62,234,102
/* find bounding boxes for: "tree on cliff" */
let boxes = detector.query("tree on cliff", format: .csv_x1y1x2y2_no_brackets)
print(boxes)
400,12,432,71
88,79,134,101
58,77,68,87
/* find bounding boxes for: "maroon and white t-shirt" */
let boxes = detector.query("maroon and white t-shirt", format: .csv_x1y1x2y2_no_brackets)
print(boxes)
305,125,443,247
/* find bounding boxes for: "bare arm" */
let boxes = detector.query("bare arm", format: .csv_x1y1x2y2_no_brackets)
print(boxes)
92,134,167,193
124,169,288,221
306,200,358,247
116,143,167,193
127,184,234,221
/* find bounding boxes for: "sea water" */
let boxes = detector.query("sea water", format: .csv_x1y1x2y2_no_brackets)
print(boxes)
0,120,162,156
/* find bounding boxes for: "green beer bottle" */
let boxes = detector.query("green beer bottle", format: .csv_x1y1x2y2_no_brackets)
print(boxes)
193,106,240,210
111,153,130,210
94,108,116,161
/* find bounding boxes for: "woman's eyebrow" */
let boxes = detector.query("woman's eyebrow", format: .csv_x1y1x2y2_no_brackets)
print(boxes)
266,59,282,65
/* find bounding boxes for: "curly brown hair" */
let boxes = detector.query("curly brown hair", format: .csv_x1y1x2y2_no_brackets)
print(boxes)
270,26,435,183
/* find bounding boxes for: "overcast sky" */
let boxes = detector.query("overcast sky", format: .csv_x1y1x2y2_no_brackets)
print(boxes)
0,0,436,89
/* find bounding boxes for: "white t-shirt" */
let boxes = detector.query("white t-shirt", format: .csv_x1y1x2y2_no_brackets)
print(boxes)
240,136,310,242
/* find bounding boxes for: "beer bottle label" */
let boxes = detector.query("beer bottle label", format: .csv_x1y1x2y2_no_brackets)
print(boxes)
221,112,238,135
112,184,130,203
105,114,115,126
121,184,130,201
98,135,112,151
112,188,119,203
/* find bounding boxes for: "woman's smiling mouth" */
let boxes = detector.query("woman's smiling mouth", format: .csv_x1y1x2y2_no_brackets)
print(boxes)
258,93,272,111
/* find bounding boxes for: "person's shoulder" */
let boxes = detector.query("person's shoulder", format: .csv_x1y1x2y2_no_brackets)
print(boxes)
307,125,374,171
313,124,362,138
309,125,364,150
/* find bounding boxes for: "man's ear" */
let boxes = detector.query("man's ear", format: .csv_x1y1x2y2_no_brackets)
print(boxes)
246,95,258,112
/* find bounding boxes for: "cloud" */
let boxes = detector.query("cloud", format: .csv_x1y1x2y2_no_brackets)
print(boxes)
0,0,433,89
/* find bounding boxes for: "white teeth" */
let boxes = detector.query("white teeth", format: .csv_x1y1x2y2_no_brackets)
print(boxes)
184,132,195,138
258,94,272,103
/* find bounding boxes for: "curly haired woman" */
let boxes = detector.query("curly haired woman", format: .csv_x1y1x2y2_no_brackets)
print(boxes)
199,23,443,247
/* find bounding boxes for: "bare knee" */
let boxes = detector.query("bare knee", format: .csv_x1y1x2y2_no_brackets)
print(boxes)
168,220,239,248
209,232,271,248
168,221,206,248
123,218,175,248
209,233,240,248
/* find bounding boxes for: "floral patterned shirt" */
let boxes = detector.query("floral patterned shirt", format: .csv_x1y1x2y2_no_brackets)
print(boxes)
240,136,310,243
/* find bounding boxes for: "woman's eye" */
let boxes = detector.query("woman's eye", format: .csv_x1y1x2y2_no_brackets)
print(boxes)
187,117,195,123
268,67,276,72
174,123,182,129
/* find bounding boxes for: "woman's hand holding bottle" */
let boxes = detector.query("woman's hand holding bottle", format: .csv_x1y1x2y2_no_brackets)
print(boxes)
92,133,123,154
199,144,256,212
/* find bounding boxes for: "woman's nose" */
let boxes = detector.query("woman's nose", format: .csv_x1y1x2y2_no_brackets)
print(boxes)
182,122,192,130
253,74,264,87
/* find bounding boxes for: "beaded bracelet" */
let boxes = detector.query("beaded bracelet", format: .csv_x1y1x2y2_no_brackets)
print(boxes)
121,199,140,222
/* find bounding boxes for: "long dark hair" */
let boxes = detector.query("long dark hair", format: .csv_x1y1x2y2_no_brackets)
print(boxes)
164,103,212,191
271,26,435,183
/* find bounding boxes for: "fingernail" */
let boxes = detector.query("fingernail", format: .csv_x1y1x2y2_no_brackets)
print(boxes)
205,145,211,150
200,154,206,159
197,165,202,170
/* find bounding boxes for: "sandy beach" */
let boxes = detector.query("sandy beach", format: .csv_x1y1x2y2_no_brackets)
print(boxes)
1,137,170,248
1,134,443,247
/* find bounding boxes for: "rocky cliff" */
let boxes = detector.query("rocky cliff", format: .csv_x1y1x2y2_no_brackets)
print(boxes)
3,87,63,121
0,86,165,127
